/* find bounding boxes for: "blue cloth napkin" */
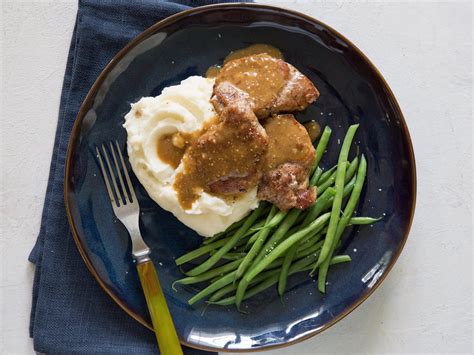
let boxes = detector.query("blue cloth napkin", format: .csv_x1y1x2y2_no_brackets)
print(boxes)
29,1,236,353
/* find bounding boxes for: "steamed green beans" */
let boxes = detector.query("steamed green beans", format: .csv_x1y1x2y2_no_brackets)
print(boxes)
318,154,367,292
313,124,359,273
235,206,278,280
311,126,332,174
209,254,351,306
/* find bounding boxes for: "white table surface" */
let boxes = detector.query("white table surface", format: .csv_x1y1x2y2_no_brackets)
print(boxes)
1,1,472,354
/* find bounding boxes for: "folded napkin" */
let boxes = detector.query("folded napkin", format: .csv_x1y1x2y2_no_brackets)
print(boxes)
29,1,239,353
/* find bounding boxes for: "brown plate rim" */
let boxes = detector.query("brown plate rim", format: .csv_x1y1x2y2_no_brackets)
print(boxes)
64,3,417,352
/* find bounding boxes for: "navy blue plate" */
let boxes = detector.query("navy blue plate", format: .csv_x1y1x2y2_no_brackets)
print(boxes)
65,4,416,352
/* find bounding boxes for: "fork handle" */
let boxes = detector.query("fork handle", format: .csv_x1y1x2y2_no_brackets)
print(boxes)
137,259,183,355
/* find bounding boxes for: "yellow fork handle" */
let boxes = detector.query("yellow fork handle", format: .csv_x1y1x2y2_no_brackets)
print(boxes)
137,259,183,355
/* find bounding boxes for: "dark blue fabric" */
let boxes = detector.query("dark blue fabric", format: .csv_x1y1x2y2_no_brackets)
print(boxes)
28,1,234,353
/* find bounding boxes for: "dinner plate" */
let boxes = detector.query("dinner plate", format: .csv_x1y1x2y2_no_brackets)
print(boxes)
65,4,416,352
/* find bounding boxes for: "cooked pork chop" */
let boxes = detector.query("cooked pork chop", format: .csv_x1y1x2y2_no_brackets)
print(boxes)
207,99,268,195
258,163,317,211
257,114,316,210
175,82,268,203
272,64,319,113
213,54,319,118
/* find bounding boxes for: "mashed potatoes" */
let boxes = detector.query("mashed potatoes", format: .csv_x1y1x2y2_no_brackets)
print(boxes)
124,76,258,237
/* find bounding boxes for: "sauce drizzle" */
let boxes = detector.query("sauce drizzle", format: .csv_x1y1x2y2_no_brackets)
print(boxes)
174,118,266,209
303,120,321,142
264,115,315,171
206,44,283,79
156,118,217,170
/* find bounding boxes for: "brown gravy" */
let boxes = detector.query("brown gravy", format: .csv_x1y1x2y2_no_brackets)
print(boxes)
224,44,283,64
205,44,283,79
157,134,186,169
205,65,221,79
216,53,288,115
174,120,265,209
303,120,321,142
264,115,315,171
156,118,217,170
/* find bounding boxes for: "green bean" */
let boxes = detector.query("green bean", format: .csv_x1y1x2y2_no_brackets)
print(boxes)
202,233,226,246
173,259,242,287
318,154,367,292
263,255,353,305
243,219,266,237
300,187,336,228
206,206,272,244
309,166,323,187
285,225,300,239
245,212,331,284
252,209,287,231
186,203,266,277
316,162,345,194
314,169,357,215
342,175,356,198
313,124,359,274
294,213,306,225
329,255,352,264
204,257,287,303
209,268,278,302
349,216,381,225
318,174,355,215
204,219,244,244
235,243,248,253
212,252,350,306
179,233,251,268
311,126,332,174
234,212,328,309
220,252,247,260
207,212,269,244
317,157,358,196
318,176,356,214
208,283,238,302
266,227,326,295
188,271,237,305
294,227,324,252
236,274,285,305
312,175,355,221
175,236,232,266
255,208,302,265
209,274,224,283
287,223,326,261
245,218,270,235
211,259,314,306
278,244,299,296
207,249,285,285
235,209,318,308
318,165,337,185
235,206,278,280
316,168,336,192
345,156,359,183
296,238,325,259
246,231,260,246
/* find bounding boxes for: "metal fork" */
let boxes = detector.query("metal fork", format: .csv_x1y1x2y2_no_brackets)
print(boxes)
96,141,183,355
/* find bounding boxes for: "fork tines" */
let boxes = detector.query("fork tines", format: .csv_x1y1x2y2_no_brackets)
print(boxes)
95,141,136,208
